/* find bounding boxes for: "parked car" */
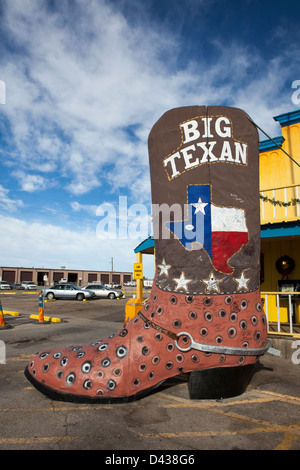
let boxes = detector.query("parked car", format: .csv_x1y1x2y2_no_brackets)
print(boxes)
105,282,122,290
11,283,24,290
22,281,38,290
0,281,11,290
82,284,124,299
43,283,96,301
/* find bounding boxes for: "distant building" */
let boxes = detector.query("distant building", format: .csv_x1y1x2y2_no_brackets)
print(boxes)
0,266,132,287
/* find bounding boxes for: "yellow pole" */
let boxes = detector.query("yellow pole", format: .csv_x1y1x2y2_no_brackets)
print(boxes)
124,252,144,324
0,295,12,329
0,296,5,327
38,292,44,322
136,252,143,300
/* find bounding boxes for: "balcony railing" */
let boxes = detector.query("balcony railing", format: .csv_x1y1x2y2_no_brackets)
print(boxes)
260,184,300,224
261,291,300,335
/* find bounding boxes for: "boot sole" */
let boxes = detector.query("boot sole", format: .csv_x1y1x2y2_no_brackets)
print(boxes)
25,363,255,404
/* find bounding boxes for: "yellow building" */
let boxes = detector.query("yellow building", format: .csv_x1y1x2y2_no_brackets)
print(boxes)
132,109,300,330
260,109,300,327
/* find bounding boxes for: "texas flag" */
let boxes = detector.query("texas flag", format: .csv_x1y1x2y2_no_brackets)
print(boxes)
166,184,248,274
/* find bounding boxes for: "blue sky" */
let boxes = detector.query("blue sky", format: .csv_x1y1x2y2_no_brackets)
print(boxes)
0,0,299,278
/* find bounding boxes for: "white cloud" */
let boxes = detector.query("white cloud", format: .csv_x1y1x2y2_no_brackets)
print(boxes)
0,185,24,211
70,201,98,215
0,213,156,275
2,0,169,198
12,171,55,192
2,0,295,201
2,4,296,190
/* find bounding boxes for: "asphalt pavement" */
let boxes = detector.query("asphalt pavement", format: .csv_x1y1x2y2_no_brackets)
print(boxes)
1,290,300,453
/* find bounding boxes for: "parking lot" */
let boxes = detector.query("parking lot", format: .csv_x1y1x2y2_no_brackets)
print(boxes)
1,290,300,452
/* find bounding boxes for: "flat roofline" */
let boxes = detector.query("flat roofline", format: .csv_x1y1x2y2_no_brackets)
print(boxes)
0,266,132,274
273,109,300,127
259,136,285,152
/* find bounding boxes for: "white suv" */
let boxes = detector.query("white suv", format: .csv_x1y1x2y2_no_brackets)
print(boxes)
21,281,38,290
0,281,11,290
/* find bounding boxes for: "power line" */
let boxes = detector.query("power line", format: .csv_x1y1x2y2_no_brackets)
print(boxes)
247,115,300,168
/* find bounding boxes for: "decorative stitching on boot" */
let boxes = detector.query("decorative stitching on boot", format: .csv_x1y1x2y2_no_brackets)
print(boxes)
138,312,178,341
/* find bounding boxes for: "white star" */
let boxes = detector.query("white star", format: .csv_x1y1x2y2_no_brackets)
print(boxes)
192,198,208,215
173,272,192,292
157,258,171,277
234,272,250,291
202,272,222,293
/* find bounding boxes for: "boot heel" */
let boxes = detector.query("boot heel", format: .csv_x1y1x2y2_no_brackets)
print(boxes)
188,364,256,400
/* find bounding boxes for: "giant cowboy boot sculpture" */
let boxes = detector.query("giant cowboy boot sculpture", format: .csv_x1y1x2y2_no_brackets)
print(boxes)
25,106,270,403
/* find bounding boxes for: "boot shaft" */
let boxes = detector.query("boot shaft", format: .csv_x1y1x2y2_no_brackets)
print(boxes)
149,106,261,297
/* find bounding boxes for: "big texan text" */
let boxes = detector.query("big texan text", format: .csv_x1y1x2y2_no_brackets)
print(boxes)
163,116,248,180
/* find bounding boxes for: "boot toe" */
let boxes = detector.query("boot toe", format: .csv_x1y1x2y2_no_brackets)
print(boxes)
25,337,131,402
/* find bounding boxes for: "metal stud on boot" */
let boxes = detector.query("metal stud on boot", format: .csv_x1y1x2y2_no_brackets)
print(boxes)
25,106,270,403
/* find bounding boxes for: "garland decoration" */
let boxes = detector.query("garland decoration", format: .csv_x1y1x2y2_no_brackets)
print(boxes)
260,194,300,207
